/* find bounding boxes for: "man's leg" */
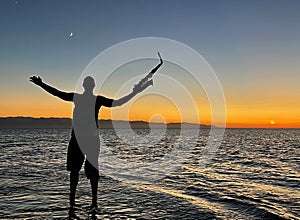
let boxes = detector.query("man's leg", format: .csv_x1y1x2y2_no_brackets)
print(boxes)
85,160,99,208
90,176,98,208
83,136,100,209
67,131,85,208
70,170,79,208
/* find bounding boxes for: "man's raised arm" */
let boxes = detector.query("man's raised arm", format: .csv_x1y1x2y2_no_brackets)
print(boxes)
29,76,74,102
99,84,147,108
101,52,163,107
112,86,144,107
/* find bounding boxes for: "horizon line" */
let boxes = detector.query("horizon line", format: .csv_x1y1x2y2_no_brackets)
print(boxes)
0,116,210,126
0,116,299,129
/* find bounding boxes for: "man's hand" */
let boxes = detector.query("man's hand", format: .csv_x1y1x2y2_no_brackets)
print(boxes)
29,76,43,86
132,79,153,94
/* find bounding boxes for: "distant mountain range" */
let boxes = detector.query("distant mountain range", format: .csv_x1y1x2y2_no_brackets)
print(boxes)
0,117,212,129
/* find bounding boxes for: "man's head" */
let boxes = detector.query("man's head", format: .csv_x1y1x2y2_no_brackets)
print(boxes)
83,76,95,92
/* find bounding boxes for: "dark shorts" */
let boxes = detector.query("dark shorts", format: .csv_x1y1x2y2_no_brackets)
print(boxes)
67,131,99,179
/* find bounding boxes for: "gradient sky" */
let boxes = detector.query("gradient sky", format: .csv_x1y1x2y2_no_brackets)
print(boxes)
0,0,299,127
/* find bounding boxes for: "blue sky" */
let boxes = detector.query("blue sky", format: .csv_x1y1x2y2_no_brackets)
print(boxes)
1,0,299,79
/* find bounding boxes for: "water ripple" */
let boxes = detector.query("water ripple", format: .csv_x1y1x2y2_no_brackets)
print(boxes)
0,128,299,219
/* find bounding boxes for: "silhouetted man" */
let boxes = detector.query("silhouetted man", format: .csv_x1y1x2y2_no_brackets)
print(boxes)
29,75,147,211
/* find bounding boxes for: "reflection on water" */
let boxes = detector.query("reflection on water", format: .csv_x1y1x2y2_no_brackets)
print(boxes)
0,128,299,219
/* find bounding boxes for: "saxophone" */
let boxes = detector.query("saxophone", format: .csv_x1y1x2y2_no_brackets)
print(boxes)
134,52,163,91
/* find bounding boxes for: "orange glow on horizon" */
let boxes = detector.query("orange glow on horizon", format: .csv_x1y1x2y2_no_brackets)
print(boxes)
1,92,299,128
225,107,300,128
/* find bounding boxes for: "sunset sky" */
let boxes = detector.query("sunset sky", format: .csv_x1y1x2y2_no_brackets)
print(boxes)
0,0,299,128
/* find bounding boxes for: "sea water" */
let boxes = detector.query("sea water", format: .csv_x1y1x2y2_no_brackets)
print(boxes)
0,128,299,219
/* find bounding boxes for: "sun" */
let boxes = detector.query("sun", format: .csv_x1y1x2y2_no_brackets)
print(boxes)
269,120,275,125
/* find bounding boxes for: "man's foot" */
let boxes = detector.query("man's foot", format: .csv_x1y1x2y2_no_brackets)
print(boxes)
89,202,99,214
69,202,80,213
70,196,76,208
68,206,76,219
90,201,97,208
70,202,75,210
